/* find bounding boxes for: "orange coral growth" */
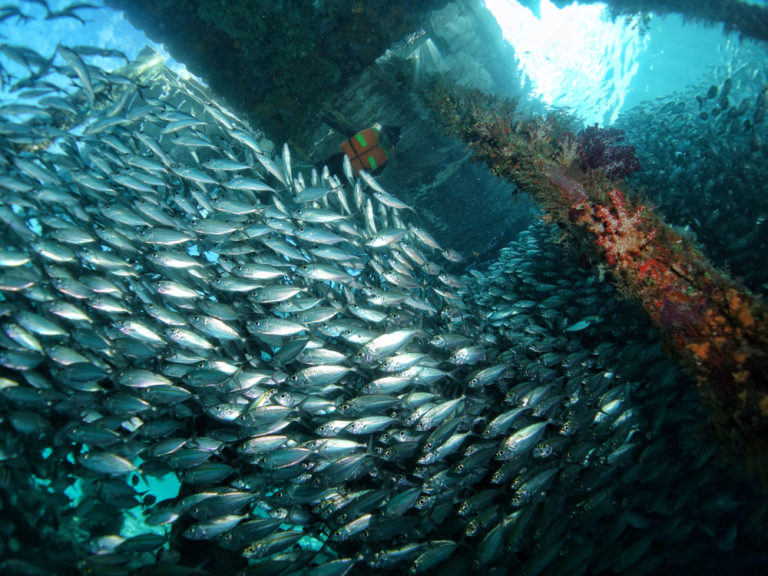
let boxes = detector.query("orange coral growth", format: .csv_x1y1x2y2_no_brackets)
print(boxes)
726,289,755,329
689,341,711,362
637,258,668,282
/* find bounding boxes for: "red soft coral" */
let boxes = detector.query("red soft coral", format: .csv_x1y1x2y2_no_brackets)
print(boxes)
591,189,653,267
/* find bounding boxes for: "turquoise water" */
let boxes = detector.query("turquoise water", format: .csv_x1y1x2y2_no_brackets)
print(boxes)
487,0,759,125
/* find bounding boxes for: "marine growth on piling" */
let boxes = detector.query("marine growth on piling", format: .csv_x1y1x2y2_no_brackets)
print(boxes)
424,80,768,478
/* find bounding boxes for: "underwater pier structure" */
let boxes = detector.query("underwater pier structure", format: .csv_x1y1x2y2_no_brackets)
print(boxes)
551,0,768,44
426,82,768,477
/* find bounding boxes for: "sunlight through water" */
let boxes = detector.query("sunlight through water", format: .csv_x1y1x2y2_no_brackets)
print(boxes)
484,0,648,125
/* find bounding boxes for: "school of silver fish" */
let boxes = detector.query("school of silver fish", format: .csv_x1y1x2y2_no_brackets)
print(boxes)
0,24,766,576
617,53,768,294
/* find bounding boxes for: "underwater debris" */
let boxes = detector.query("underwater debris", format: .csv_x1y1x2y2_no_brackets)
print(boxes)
425,80,768,480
